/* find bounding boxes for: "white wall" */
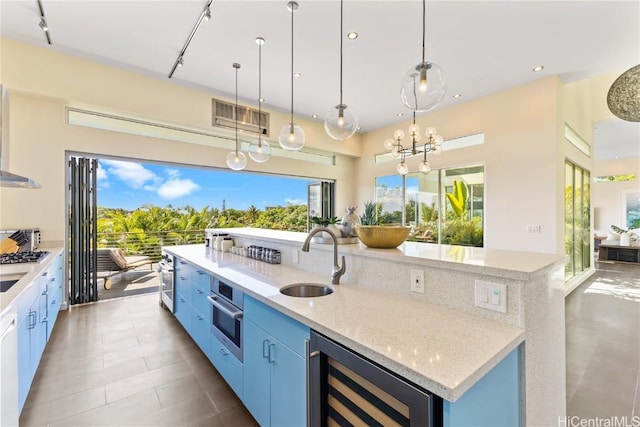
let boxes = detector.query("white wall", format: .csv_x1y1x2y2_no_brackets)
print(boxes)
0,39,359,241
357,77,564,254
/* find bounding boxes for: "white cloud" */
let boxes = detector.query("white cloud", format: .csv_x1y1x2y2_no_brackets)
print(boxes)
166,168,180,178
96,167,108,181
157,178,199,200
101,160,160,189
285,198,305,205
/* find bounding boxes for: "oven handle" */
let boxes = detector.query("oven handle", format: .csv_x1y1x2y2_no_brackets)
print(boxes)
207,295,243,319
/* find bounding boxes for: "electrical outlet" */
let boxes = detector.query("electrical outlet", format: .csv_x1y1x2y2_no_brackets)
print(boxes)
410,269,425,293
526,224,541,233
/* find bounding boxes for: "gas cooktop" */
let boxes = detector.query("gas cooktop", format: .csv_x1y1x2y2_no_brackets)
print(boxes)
0,251,49,264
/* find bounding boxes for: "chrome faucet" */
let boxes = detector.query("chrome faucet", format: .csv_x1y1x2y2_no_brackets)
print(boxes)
301,227,346,285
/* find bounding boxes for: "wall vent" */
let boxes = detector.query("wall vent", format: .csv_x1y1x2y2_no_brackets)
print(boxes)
212,98,269,137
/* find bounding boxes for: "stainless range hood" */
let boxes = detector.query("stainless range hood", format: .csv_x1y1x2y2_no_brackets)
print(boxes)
0,85,41,189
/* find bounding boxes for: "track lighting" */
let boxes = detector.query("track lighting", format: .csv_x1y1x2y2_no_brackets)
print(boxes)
39,18,48,32
168,0,214,78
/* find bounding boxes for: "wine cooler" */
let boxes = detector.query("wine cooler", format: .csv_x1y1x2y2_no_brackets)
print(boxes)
308,330,443,427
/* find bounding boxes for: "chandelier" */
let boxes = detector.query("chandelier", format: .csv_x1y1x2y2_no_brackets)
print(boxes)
384,112,443,175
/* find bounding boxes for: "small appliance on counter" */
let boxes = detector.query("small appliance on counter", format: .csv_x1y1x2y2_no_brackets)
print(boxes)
0,228,41,254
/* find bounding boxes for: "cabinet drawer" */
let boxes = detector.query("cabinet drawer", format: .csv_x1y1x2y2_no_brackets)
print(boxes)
174,294,191,331
211,334,243,398
245,296,309,357
191,270,211,315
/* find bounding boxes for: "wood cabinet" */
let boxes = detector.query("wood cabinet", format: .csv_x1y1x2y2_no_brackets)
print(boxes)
599,244,640,264
243,295,309,427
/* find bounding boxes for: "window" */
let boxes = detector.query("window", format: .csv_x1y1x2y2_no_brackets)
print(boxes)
565,160,591,280
375,164,484,247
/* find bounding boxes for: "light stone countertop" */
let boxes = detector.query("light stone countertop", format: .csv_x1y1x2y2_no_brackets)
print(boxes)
207,227,567,280
0,248,64,312
164,244,525,402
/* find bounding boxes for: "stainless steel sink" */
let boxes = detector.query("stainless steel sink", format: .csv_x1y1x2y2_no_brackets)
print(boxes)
280,283,333,297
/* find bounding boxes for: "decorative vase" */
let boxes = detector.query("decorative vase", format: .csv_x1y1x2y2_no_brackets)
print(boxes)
341,207,361,237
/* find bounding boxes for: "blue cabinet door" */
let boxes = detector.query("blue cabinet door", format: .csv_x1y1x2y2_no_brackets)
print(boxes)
242,319,271,426
211,333,244,398
191,269,210,316
270,341,306,427
191,307,209,354
174,293,191,331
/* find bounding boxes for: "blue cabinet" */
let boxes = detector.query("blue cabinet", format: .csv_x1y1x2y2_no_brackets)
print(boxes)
16,254,62,413
243,296,309,427
47,254,64,339
174,258,192,331
210,333,243,397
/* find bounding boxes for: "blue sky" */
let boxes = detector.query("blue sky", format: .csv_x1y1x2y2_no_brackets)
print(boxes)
97,159,312,211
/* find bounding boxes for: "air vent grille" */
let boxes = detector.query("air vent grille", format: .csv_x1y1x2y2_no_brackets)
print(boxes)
212,99,269,137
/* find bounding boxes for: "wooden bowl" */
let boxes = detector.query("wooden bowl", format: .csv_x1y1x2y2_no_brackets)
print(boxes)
354,225,411,249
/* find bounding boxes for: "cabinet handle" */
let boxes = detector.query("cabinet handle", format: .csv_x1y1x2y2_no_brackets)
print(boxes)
262,339,270,359
179,277,186,281
268,343,276,364
197,288,203,294
51,300,57,305
41,272,48,277
306,339,319,427
197,315,203,321
219,348,228,356
28,311,36,329
50,278,55,282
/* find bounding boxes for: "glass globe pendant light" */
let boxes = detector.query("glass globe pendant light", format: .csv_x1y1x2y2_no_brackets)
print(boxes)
226,63,248,171
247,37,271,162
399,0,446,112
278,1,305,151
324,0,358,141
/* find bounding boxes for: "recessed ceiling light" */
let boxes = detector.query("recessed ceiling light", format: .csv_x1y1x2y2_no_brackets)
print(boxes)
532,65,544,72
347,32,358,40
312,114,318,118
294,72,302,78
453,93,462,99
396,112,404,117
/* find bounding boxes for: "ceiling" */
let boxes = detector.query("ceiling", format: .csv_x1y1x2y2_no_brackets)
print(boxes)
1,0,639,158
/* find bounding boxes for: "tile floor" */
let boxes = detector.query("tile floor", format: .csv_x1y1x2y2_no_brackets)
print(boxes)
566,261,640,419
19,293,257,426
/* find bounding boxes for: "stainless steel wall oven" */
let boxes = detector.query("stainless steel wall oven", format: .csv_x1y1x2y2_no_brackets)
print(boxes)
208,277,244,362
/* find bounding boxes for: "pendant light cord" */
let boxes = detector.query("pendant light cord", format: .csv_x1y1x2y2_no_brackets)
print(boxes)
258,41,262,147
339,0,344,106
421,0,426,64
235,64,239,154
290,4,294,127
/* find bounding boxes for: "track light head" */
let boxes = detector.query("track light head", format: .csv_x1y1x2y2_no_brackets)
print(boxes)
203,7,211,21
39,18,48,32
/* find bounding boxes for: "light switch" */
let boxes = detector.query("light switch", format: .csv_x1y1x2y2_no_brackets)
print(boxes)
475,280,507,313
491,289,500,305
479,285,489,303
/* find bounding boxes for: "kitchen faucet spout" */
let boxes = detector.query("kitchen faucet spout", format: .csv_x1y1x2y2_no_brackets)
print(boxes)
301,227,346,285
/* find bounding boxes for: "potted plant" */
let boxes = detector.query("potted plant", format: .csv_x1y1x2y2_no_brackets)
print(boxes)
310,216,340,239
353,201,411,248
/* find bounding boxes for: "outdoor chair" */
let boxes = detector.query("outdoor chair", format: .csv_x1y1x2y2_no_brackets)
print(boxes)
96,248,153,290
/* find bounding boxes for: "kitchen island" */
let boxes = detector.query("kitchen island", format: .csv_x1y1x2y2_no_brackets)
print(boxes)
168,228,568,426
